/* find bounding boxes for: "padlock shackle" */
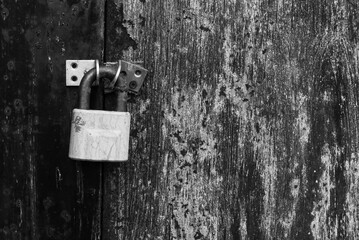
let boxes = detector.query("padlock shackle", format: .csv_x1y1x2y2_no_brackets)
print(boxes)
78,65,127,111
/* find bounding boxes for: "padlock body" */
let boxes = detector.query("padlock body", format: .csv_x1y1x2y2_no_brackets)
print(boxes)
69,109,130,161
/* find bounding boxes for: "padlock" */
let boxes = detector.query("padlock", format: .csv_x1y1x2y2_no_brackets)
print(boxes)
68,60,147,161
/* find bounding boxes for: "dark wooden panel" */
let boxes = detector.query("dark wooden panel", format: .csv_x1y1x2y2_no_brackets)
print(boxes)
103,0,359,239
0,0,105,239
0,2,36,239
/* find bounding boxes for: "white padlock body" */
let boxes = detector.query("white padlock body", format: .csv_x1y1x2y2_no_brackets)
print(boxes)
69,109,130,161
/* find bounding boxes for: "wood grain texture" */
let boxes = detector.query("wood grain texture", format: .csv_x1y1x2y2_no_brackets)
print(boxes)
0,0,105,239
2,0,359,239
103,0,359,239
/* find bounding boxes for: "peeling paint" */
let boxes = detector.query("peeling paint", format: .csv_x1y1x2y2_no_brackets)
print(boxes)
310,143,336,239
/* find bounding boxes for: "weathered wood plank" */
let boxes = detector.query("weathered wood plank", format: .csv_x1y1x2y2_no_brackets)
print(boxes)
34,1,106,239
102,2,131,239
0,0,105,239
103,0,359,239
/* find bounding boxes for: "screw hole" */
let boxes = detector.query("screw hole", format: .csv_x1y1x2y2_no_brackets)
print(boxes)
135,70,141,77
129,81,138,89
120,71,127,76
71,62,78,68
71,75,78,81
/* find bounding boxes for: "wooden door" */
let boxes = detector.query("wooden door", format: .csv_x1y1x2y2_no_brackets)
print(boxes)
2,0,359,239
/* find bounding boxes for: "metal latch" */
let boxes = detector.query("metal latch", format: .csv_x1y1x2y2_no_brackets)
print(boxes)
66,60,146,93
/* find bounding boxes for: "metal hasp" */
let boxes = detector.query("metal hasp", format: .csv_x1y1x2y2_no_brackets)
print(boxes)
78,61,148,111
68,60,148,161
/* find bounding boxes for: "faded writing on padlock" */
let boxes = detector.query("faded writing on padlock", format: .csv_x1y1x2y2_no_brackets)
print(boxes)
69,109,131,161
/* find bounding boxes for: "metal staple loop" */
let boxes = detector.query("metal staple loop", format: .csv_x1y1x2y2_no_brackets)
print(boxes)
112,60,122,87
95,59,99,83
